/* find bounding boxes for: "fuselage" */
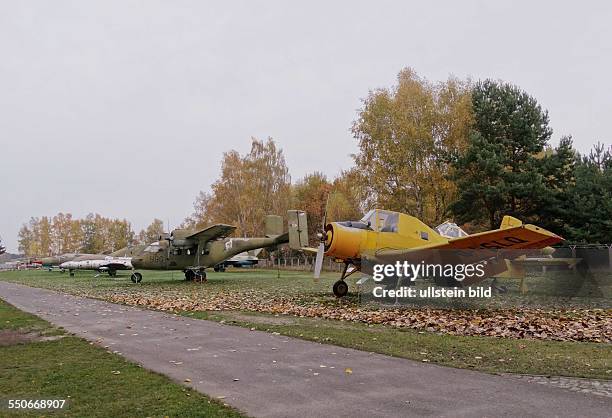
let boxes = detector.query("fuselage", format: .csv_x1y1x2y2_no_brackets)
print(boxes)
60,257,132,271
323,209,448,262
131,236,283,270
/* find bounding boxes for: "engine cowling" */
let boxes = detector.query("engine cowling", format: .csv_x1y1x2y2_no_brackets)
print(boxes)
169,229,197,249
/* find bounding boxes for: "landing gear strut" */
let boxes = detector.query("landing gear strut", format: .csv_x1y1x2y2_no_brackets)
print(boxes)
130,272,142,283
332,263,354,298
185,268,207,283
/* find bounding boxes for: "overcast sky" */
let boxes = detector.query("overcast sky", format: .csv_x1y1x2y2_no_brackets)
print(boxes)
1,1,611,252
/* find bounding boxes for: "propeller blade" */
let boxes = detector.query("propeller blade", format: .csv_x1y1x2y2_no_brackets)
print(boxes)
322,192,331,230
314,242,324,281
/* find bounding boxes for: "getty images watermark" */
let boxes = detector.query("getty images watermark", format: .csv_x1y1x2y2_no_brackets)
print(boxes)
371,261,492,298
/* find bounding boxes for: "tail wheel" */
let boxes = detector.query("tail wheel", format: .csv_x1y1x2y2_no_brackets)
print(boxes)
332,280,348,298
130,272,142,283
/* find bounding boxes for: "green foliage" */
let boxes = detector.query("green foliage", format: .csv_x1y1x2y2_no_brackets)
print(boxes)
451,79,552,228
561,143,612,243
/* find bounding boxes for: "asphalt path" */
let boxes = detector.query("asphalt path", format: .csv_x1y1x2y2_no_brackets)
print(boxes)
1,281,610,417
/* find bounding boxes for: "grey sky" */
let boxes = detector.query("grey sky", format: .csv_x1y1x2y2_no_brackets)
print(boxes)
1,1,611,252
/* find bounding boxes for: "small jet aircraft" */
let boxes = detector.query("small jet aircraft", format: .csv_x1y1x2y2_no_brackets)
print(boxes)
213,248,263,271
130,215,288,282
287,209,564,297
60,256,133,277
39,246,145,270
40,253,99,269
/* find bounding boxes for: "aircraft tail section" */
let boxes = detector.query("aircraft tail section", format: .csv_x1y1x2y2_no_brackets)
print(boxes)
265,215,284,238
500,215,523,229
288,210,310,250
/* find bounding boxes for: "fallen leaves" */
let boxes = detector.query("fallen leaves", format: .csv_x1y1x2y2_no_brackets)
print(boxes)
103,290,610,343
67,283,611,343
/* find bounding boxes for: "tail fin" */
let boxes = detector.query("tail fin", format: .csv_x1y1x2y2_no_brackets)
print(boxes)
288,210,309,250
500,215,522,229
265,215,283,238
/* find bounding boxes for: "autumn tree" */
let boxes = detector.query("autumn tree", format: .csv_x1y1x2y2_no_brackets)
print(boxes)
182,191,214,229
188,137,291,237
107,219,135,251
291,170,364,243
52,213,74,254
328,169,366,221
292,172,332,239
352,68,472,225
138,219,165,244
18,213,137,256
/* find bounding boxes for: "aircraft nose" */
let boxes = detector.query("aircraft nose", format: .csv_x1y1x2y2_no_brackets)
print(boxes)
131,257,144,268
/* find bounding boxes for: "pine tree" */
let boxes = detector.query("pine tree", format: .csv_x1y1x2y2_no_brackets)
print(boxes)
451,80,552,228
562,143,612,243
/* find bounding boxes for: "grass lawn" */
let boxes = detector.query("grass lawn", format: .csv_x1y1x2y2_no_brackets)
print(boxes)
1,268,610,380
0,299,244,417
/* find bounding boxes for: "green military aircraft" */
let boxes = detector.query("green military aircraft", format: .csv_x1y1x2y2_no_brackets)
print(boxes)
130,215,288,282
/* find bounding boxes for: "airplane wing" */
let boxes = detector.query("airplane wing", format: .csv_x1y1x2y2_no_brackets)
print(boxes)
375,216,563,257
186,224,237,242
370,217,563,285
429,224,562,251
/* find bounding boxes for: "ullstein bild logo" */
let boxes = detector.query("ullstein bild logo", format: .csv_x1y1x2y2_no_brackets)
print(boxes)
372,261,486,283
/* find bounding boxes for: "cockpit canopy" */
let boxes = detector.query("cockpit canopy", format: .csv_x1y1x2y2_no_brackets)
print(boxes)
435,221,468,238
360,209,399,233
144,242,164,253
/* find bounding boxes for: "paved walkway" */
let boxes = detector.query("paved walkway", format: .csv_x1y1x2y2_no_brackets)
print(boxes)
1,281,610,417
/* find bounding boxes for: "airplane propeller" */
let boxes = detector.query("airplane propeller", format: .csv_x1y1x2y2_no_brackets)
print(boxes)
313,193,331,280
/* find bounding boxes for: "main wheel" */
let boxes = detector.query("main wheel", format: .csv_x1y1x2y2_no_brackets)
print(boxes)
195,269,207,282
130,272,142,283
332,280,348,298
69,270,75,277
184,270,195,281
108,270,117,277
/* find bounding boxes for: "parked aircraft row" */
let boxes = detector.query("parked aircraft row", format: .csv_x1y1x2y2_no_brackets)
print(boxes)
35,209,571,297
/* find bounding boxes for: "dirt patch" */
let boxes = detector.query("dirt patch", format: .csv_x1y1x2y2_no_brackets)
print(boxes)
0,329,63,346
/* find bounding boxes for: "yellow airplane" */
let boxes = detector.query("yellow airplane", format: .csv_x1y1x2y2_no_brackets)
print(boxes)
287,209,564,297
